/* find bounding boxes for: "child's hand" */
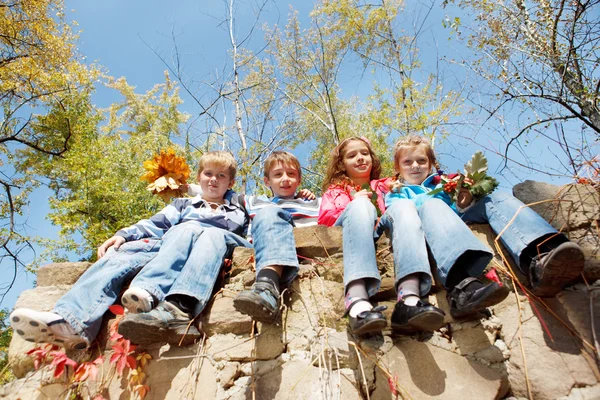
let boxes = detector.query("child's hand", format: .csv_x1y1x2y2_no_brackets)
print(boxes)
97,236,126,259
456,188,474,209
352,189,372,200
296,189,316,200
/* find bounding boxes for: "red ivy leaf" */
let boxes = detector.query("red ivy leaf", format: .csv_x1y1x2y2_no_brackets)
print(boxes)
109,339,137,376
388,373,399,397
485,268,503,287
50,351,78,378
73,356,103,382
108,305,125,315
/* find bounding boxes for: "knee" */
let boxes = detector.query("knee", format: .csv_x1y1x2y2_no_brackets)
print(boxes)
254,206,292,226
346,197,376,216
386,199,418,218
420,198,450,215
487,190,512,203
164,222,203,240
421,198,445,210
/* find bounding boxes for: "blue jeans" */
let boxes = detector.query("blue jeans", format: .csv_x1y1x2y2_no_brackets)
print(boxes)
252,206,298,286
461,191,559,265
377,199,490,295
53,222,250,343
417,198,493,288
335,198,381,297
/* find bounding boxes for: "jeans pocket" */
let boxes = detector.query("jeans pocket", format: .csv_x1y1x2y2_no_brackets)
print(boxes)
118,239,160,254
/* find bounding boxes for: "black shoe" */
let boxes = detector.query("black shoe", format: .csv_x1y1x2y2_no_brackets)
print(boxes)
344,299,387,335
391,299,445,334
233,278,280,323
529,242,585,297
447,277,509,318
118,301,202,345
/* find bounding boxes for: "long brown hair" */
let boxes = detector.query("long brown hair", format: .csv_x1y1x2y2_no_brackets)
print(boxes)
321,137,382,192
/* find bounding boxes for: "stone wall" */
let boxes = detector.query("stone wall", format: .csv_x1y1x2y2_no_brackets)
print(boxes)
2,182,599,399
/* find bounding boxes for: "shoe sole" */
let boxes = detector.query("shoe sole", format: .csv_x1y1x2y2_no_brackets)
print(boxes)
392,310,446,333
450,283,510,319
351,318,388,336
10,309,87,350
233,292,278,323
121,289,153,314
118,317,165,345
531,243,585,297
118,317,202,346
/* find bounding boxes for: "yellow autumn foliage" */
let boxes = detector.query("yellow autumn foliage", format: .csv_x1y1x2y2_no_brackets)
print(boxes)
141,148,191,202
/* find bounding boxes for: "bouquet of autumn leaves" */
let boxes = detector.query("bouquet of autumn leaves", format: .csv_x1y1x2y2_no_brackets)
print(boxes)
429,151,499,203
141,148,191,202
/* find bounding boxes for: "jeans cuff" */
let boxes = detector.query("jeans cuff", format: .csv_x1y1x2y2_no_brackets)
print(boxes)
52,308,92,344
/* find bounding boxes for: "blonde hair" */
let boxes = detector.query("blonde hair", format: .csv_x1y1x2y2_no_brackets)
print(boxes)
263,151,302,180
393,135,438,175
321,137,381,191
197,151,237,180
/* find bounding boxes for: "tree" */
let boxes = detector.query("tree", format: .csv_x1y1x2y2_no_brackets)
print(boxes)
0,309,13,384
260,0,463,182
1,0,95,293
443,0,599,178
25,75,189,262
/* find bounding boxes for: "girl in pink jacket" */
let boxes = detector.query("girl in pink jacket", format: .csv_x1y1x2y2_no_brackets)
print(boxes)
318,137,390,335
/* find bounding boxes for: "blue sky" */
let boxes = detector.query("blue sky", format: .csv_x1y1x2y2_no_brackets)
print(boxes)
2,0,579,309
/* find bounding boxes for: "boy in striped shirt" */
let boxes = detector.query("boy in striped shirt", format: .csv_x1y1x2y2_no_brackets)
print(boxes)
234,151,320,322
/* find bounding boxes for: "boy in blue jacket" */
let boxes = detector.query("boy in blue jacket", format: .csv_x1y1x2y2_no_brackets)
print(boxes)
11,151,250,348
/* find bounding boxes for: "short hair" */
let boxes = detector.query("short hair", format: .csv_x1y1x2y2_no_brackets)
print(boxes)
393,135,437,173
263,151,302,180
197,151,237,180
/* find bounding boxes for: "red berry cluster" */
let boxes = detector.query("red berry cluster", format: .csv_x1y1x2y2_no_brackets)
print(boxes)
443,180,458,193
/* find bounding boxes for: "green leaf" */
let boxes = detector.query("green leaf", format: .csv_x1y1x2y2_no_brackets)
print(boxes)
464,151,489,176
427,187,444,196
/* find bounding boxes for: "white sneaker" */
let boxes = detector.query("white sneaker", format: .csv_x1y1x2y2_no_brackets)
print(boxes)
10,309,88,350
121,287,155,313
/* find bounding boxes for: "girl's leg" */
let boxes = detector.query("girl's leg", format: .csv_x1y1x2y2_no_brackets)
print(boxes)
420,198,507,317
419,198,493,287
379,200,444,332
379,200,432,294
335,198,386,335
335,197,381,294
462,191,559,266
463,191,584,296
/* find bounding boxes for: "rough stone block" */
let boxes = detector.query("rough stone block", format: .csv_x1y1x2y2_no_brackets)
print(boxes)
513,181,599,232
36,262,92,286
371,337,510,399
202,293,253,336
293,225,342,259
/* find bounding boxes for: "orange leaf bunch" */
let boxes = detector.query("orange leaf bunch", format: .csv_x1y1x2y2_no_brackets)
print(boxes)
141,148,191,202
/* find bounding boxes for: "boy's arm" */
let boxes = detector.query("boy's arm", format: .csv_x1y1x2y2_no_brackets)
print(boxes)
115,199,187,242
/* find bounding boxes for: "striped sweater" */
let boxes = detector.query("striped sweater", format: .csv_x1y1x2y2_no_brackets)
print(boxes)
116,190,248,241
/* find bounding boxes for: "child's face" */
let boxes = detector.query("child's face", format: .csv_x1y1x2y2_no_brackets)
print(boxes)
198,163,235,202
264,161,301,198
341,140,372,183
398,146,431,185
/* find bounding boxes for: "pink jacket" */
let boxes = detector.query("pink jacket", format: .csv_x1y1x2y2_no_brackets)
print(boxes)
318,178,391,227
